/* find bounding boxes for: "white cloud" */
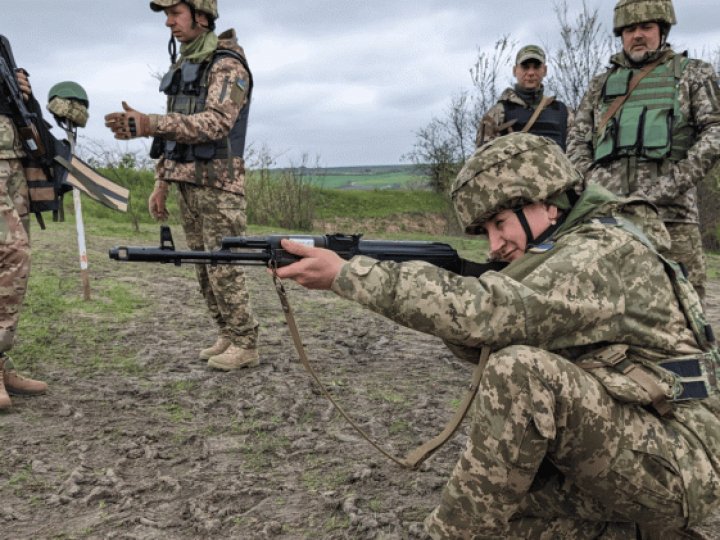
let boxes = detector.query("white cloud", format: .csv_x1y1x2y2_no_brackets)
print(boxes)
4,0,719,166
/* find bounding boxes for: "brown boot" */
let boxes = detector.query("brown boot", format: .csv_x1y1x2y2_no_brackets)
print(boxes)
207,345,259,371
4,368,48,395
0,373,11,410
199,337,231,360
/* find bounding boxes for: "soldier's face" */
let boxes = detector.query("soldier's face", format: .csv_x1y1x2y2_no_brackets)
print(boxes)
164,3,207,43
485,203,559,262
621,22,662,62
513,61,547,91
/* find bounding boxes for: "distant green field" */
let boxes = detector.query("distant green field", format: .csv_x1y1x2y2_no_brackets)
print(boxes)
275,165,427,190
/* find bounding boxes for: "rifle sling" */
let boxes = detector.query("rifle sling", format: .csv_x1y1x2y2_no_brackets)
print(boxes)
521,95,555,133
272,270,490,469
596,52,670,136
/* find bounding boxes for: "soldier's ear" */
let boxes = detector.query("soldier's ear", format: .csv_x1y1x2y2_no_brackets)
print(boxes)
541,64,548,77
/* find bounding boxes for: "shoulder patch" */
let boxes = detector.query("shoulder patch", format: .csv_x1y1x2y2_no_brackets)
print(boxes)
528,241,555,254
229,76,248,105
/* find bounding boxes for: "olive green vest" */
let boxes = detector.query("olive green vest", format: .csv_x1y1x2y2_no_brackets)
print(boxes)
594,53,694,163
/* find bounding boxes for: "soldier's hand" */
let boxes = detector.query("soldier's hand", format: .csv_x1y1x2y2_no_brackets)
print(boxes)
272,239,345,290
104,101,152,139
15,69,31,101
148,187,169,221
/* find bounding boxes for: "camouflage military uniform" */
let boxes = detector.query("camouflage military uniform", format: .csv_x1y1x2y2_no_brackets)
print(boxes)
330,136,720,538
0,114,30,356
150,29,258,349
567,46,720,300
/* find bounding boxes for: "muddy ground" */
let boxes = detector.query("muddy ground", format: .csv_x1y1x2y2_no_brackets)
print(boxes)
1,223,719,539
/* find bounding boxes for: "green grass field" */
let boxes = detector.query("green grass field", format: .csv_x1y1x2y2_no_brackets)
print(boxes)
272,165,426,190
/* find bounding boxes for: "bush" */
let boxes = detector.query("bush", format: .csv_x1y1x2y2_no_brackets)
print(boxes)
698,163,720,251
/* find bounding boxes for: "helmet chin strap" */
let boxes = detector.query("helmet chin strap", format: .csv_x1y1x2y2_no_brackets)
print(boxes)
513,207,536,246
513,206,565,251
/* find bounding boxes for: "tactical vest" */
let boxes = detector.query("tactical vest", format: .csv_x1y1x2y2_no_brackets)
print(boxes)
151,49,253,166
502,100,569,151
587,216,718,411
594,53,694,163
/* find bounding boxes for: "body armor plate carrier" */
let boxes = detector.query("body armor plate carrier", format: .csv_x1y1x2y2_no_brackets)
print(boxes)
502,99,569,150
151,49,253,165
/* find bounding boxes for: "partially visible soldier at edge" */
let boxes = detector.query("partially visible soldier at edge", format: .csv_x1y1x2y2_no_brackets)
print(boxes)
275,134,720,538
477,44,571,150
567,0,720,302
0,67,49,409
105,0,260,371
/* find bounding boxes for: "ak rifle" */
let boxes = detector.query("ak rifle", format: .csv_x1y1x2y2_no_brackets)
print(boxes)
109,226,506,277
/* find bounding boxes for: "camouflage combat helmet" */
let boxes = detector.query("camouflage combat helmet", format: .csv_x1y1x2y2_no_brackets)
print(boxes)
451,134,582,234
47,81,89,128
613,0,676,36
150,0,218,19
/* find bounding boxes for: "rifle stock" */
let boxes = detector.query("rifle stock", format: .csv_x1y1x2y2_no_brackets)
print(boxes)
109,226,506,278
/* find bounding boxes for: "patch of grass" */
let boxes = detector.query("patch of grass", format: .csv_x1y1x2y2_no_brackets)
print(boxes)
389,419,411,435
706,251,720,279
369,387,406,405
322,514,351,532
239,431,291,470
162,403,193,423
13,270,149,373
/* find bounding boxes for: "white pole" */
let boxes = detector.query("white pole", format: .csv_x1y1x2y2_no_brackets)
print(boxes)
67,128,91,300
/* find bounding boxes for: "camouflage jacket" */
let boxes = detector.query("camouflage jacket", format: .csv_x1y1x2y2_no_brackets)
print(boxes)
0,114,25,160
567,47,720,223
151,29,251,194
331,185,702,365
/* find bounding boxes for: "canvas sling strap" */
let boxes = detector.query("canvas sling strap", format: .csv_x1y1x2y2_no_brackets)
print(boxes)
596,51,672,135
521,95,555,133
271,270,491,470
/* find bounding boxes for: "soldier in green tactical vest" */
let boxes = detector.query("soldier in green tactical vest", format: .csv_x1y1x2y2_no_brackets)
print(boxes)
105,0,260,371
567,0,720,302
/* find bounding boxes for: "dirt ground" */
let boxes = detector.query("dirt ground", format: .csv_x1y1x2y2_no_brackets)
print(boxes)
1,225,720,539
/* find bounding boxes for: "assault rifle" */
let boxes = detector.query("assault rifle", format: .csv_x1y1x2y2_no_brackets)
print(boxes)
109,225,506,277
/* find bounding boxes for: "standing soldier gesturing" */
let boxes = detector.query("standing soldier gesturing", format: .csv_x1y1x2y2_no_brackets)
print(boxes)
105,0,260,371
568,0,720,301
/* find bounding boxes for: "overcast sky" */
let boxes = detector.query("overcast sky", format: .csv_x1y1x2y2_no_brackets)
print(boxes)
4,0,719,166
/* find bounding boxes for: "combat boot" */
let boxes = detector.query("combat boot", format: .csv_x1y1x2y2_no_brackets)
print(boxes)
199,337,231,360
0,372,11,410
4,369,48,395
207,345,259,371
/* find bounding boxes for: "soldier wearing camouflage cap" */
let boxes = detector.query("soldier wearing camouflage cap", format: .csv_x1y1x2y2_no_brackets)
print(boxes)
477,44,571,150
105,0,260,371
0,58,50,409
275,133,720,537
568,0,720,302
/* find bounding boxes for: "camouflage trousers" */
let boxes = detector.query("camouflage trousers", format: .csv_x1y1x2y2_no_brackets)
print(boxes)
664,222,707,302
177,183,258,348
424,345,709,540
0,158,30,354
